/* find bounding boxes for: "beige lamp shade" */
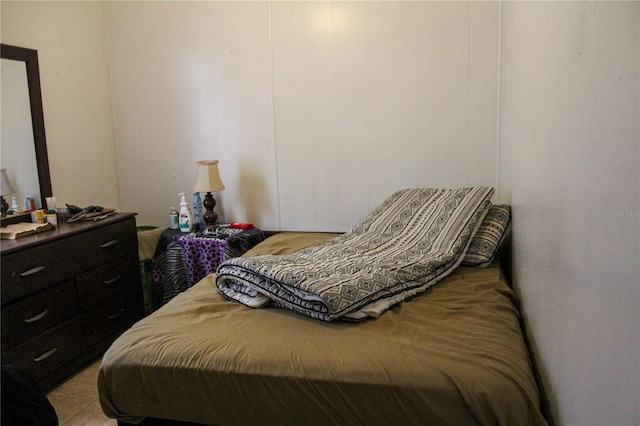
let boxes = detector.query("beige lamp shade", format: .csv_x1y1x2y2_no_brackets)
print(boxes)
194,160,225,193
1,168,16,196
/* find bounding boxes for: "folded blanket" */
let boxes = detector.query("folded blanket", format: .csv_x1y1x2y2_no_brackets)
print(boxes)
216,187,494,321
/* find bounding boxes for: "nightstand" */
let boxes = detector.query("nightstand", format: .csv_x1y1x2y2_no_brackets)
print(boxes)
152,227,264,306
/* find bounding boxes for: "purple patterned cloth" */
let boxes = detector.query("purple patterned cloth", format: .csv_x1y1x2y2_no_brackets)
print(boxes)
179,236,230,287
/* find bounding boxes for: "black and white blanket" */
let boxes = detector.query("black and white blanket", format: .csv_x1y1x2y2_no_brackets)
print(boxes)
216,187,494,321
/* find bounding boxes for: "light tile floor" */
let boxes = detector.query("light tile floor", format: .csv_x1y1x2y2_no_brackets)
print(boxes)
46,358,117,426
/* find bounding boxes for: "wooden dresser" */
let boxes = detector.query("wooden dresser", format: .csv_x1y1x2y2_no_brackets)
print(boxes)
1,213,144,391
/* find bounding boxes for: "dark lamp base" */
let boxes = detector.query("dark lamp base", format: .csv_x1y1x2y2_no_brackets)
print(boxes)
202,191,219,229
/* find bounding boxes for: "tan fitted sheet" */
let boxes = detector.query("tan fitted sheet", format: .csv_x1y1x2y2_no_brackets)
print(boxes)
99,232,546,425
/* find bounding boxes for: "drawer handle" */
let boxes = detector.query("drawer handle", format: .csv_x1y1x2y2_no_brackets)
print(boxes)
25,310,49,323
20,266,46,277
100,240,119,248
104,275,122,285
34,348,57,362
108,308,125,320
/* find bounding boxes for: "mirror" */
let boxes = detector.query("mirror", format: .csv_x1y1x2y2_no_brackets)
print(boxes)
1,44,52,223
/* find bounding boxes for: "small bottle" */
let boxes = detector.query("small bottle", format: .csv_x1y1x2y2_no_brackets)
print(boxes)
178,193,193,233
34,209,45,224
169,207,179,230
46,196,57,211
47,209,58,227
192,192,204,230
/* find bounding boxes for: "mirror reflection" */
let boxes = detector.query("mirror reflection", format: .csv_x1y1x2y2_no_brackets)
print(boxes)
0,44,52,222
1,58,41,212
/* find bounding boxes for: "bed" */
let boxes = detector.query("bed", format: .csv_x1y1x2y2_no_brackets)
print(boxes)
98,188,547,425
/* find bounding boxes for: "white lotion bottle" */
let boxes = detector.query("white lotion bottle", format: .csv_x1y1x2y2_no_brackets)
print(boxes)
178,193,193,233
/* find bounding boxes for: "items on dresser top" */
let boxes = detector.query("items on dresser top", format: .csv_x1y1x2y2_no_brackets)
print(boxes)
151,227,265,307
0,213,144,392
61,204,117,223
0,221,54,239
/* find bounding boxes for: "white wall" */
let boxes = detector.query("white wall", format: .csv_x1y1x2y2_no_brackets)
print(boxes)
105,2,279,229
105,1,500,230
270,2,499,231
500,2,639,424
1,1,120,210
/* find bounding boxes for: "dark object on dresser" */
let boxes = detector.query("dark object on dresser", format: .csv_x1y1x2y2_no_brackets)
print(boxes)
1,213,144,392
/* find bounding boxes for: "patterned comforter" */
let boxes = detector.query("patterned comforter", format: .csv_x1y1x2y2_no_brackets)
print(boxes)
216,187,493,321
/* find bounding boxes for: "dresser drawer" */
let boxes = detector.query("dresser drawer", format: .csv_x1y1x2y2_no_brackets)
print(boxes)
1,318,85,384
76,253,140,310
74,218,138,271
1,280,79,351
1,240,80,304
80,287,144,348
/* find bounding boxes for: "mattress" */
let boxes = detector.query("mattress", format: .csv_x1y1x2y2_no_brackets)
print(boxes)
98,232,547,425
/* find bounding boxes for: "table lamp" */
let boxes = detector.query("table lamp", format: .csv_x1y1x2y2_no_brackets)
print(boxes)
1,168,16,216
194,160,225,235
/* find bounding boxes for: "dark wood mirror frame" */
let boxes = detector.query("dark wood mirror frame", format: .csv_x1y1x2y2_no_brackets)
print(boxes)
1,44,52,225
